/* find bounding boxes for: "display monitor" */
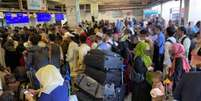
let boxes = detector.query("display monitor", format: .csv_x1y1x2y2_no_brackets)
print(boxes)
36,12,51,22
55,13,64,21
4,12,29,24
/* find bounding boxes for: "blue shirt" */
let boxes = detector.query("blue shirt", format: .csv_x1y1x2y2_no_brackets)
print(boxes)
97,42,111,51
155,32,165,55
39,83,69,101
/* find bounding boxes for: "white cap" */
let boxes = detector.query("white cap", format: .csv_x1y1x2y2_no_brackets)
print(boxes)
63,32,75,38
96,32,103,38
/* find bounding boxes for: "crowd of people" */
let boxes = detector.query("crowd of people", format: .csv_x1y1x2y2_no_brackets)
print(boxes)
0,16,201,101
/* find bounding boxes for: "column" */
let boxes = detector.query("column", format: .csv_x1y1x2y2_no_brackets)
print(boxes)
179,0,183,25
90,3,99,19
184,0,190,25
65,0,81,27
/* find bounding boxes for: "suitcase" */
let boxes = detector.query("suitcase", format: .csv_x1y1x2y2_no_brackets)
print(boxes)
85,66,122,86
77,74,104,99
76,90,102,101
84,49,123,71
103,84,125,101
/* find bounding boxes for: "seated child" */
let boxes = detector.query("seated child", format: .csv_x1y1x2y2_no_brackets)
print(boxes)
150,71,165,101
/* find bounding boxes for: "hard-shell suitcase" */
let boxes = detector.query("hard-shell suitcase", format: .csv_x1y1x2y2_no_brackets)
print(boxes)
76,90,102,101
77,74,104,99
84,49,123,71
85,66,122,86
103,84,125,101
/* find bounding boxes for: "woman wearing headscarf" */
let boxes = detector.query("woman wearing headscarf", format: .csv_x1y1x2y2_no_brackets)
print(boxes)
25,65,69,101
169,43,190,91
131,41,152,101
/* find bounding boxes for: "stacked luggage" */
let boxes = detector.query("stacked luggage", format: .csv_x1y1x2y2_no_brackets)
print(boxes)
76,49,125,101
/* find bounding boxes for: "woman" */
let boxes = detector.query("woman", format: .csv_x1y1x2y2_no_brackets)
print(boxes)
169,43,190,91
131,41,152,101
25,65,69,101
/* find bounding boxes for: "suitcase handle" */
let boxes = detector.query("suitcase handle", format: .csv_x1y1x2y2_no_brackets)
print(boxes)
87,82,95,87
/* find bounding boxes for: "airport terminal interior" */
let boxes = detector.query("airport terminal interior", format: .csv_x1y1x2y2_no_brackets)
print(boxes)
0,0,201,101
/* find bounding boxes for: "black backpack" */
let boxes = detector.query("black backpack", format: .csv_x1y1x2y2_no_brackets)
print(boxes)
181,36,195,60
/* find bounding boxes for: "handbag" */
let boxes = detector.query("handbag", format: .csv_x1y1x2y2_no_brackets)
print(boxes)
130,67,145,83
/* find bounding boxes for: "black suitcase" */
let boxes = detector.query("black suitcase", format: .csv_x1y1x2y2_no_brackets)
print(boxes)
84,49,123,71
76,90,102,101
77,74,104,99
85,66,122,86
103,84,125,101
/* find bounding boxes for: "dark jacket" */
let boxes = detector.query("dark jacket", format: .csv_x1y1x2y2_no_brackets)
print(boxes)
27,45,49,71
132,56,151,101
172,57,185,91
173,72,201,101
49,43,61,68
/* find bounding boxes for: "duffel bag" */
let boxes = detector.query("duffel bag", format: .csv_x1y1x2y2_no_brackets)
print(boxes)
85,66,122,86
77,74,104,99
84,49,123,71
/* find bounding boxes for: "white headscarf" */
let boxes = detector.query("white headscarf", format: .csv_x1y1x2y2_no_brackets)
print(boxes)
36,65,64,94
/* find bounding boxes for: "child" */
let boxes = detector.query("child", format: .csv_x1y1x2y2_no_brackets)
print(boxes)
150,71,165,101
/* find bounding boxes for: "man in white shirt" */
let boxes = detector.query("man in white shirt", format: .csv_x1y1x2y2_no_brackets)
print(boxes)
65,33,79,77
78,35,91,71
177,27,191,58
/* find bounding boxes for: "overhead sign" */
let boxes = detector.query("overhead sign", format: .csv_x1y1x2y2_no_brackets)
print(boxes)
27,0,47,10
4,12,30,24
36,13,51,22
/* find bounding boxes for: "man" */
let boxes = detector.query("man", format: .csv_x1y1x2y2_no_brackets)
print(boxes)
78,35,91,71
96,31,113,51
65,32,79,77
153,25,165,72
163,26,177,76
177,26,191,58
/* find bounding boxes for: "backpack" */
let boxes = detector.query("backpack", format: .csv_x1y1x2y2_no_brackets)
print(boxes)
166,39,174,44
130,68,145,83
107,41,120,53
129,57,145,83
181,36,195,60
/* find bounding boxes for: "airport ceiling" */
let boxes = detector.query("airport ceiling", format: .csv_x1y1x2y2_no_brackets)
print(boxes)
0,0,172,12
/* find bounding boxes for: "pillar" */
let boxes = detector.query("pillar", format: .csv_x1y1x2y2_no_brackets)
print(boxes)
179,0,183,25
90,3,99,19
184,0,190,25
65,0,81,27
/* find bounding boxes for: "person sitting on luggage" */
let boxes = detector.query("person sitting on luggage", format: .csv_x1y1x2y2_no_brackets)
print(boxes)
168,43,191,92
25,65,69,101
150,71,165,101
